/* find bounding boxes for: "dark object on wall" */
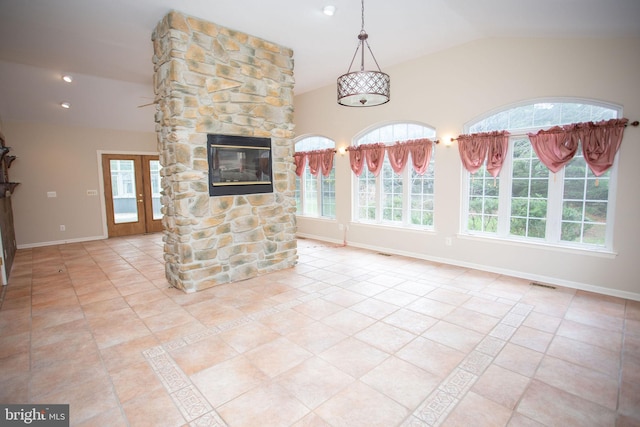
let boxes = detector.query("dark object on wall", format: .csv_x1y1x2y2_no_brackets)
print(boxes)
0,127,17,284
207,134,273,196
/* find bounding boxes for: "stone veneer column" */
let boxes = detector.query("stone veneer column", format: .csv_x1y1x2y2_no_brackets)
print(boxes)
152,11,297,293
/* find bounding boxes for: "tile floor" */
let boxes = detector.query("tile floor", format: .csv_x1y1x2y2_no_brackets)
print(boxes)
0,234,638,426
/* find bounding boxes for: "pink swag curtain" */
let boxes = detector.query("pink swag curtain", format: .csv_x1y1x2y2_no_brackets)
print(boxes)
528,118,628,176
317,149,335,177
457,131,510,176
387,142,409,174
348,139,434,176
528,125,579,173
293,152,306,177
295,149,335,177
347,145,366,176
307,152,321,176
386,138,434,175
409,139,433,175
365,143,386,176
347,143,386,176
577,118,628,176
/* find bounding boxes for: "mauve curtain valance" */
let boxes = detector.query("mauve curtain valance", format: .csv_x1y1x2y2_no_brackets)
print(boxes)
347,138,434,177
457,131,510,177
294,149,335,177
528,118,628,176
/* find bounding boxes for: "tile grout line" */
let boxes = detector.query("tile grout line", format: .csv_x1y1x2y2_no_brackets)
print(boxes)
143,345,226,426
142,276,533,427
403,302,534,426
142,292,325,426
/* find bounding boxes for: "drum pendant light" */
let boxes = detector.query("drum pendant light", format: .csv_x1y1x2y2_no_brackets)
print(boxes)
337,0,390,107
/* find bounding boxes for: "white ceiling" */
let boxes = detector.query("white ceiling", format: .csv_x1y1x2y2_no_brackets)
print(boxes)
1,0,639,132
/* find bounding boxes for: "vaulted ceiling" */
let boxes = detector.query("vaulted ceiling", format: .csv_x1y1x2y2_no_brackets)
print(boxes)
1,0,639,132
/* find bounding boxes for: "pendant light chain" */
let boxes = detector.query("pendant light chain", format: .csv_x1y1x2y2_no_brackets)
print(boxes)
336,0,391,107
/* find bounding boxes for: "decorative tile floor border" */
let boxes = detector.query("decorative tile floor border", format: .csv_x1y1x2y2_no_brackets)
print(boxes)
142,292,323,426
143,345,226,426
403,302,534,426
143,286,534,427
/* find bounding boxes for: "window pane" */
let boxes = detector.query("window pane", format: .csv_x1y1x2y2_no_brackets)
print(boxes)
508,139,548,239
469,197,484,214
530,179,549,198
295,176,301,213
562,201,584,221
466,165,498,233
586,179,608,200
465,100,618,250
294,136,335,218
484,215,498,232
564,179,585,200
468,214,483,231
529,199,547,218
359,168,377,221
354,122,436,227
583,224,606,245
528,219,546,238
561,147,609,246
303,168,319,216
512,180,529,197
321,169,336,218
409,150,435,227
149,160,162,220
585,202,607,223
382,162,403,222
510,218,526,236
485,197,499,215
511,199,528,217
110,160,138,224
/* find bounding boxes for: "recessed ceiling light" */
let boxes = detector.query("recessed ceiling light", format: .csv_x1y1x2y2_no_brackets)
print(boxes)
323,5,336,16
60,102,71,109
62,75,73,83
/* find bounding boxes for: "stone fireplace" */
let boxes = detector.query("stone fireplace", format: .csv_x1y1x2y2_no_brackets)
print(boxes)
152,11,297,293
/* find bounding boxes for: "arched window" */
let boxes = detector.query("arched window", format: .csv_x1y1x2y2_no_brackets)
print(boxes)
462,99,621,250
294,136,336,218
353,122,436,227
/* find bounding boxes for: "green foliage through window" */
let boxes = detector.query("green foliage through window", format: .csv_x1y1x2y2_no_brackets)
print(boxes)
463,100,619,250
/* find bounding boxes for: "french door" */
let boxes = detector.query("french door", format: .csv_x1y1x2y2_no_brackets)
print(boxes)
101,154,163,237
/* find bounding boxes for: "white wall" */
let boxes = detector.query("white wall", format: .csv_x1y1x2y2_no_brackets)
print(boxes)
293,37,640,300
6,121,157,247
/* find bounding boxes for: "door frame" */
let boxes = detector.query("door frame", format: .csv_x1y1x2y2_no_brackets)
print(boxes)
96,150,161,239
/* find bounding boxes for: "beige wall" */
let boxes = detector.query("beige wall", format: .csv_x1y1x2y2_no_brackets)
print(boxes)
294,37,640,300
6,121,156,247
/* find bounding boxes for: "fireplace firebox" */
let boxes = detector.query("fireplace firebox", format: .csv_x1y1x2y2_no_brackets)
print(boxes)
207,134,273,196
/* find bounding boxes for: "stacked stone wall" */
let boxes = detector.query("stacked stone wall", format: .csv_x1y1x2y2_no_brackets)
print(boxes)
152,11,297,292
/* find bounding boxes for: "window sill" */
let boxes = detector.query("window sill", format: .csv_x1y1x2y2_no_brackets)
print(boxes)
457,233,617,259
296,214,336,221
352,221,436,234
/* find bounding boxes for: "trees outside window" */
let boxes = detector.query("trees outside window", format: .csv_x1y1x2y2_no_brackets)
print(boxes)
354,123,436,228
294,136,336,219
463,100,620,250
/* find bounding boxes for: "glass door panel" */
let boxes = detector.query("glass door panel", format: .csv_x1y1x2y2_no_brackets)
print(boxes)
149,160,162,221
110,159,139,224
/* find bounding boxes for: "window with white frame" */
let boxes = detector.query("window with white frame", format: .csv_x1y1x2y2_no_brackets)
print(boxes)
462,100,620,250
110,160,135,198
295,136,336,218
354,122,437,227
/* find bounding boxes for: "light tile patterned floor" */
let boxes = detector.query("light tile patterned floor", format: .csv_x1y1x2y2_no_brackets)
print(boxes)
0,234,639,426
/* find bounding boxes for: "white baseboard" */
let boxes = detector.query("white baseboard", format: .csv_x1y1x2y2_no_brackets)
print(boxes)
17,235,107,249
296,233,640,302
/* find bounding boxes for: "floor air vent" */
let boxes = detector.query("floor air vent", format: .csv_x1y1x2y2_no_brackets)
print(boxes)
530,282,556,290
377,252,392,257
